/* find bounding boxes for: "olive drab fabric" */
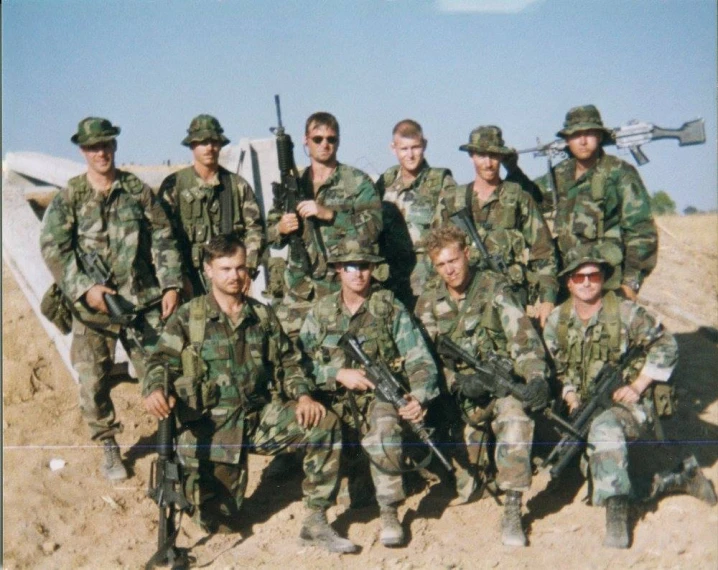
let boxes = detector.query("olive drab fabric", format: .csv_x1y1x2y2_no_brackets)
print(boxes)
377,162,457,308
435,180,559,304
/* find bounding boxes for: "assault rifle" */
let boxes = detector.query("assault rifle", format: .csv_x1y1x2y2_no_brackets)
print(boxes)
541,339,650,480
146,367,193,569
435,335,528,403
338,333,454,472
80,251,146,355
449,208,509,275
270,94,313,276
517,118,705,166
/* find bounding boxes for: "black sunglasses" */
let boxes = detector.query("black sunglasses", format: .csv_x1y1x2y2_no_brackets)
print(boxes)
310,135,338,145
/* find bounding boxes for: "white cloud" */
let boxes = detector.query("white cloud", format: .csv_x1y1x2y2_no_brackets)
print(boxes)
436,0,544,14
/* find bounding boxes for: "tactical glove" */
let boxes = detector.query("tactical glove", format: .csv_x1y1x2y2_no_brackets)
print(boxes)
454,373,491,401
524,377,550,411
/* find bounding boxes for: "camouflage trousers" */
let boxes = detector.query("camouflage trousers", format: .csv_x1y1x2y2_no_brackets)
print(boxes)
70,306,163,440
180,399,342,532
452,395,534,500
585,402,648,506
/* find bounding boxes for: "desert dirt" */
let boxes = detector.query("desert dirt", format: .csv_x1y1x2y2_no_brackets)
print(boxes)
3,214,718,569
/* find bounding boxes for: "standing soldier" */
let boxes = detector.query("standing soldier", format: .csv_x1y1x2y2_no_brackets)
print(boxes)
267,111,383,338
506,105,658,300
143,235,356,553
298,240,439,547
415,226,550,547
158,114,265,297
376,119,457,310
40,117,183,481
435,126,558,327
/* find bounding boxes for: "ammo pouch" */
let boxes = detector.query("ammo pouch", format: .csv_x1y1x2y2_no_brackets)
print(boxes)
651,382,676,418
40,283,73,335
174,375,219,423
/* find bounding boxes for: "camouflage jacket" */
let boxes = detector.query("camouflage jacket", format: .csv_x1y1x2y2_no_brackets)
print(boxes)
40,170,182,311
143,293,311,463
532,152,658,289
543,293,678,400
415,269,549,391
434,180,558,303
158,165,266,280
266,163,382,299
298,285,439,407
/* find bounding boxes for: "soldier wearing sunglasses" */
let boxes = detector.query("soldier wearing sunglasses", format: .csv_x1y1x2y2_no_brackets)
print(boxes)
268,112,382,338
543,246,679,549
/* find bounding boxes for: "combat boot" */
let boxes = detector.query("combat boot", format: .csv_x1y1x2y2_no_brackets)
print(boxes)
649,455,717,505
603,495,629,549
299,508,358,554
379,505,404,547
501,490,527,547
101,437,128,482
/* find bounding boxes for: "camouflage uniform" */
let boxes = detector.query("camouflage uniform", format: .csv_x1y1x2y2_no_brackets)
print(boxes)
267,164,382,336
436,126,558,306
376,161,457,309
40,119,182,440
298,284,439,508
510,105,658,292
158,115,266,295
543,291,678,506
143,294,342,530
415,268,549,500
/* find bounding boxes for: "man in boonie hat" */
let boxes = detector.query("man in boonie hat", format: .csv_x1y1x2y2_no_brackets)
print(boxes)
158,114,265,297
435,125,558,327
299,239,439,548
506,105,657,301
40,117,183,482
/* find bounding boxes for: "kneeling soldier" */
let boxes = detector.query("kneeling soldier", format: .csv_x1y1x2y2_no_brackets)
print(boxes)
143,235,355,553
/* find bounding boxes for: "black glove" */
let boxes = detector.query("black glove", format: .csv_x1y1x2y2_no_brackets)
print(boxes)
523,377,549,411
454,373,491,401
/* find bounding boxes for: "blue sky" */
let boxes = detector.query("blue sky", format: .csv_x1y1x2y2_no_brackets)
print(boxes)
3,0,716,211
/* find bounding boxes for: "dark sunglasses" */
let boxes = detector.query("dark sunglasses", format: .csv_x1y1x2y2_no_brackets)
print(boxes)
310,135,338,145
569,271,603,284
342,262,372,272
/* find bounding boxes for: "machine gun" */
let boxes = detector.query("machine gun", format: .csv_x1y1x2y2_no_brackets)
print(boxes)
541,340,650,480
338,333,454,473
270,94,313,276
435,335,528,404
517,118,705,166
146,367,194,570
449,208,509,275
80,251,146,356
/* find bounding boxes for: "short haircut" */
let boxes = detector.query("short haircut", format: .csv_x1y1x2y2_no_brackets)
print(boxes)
423,226,467,256
305,112,340,136
203,234,246,263
392,119,424,140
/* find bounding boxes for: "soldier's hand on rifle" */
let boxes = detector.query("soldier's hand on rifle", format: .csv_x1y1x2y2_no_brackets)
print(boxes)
144,388,176,420
161,289,180,319
620,283,639,302
278,213,300,235
336,368,375,392
398,394,424,425
84,284,116,314
613,373,652,405
536,301,555,328
524,376,550,411
501,149,519,174
564,390,580,415
297,200,335,222
295,394,327,428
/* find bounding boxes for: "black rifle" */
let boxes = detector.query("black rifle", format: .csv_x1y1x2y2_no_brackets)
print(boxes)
270,94,313,276
435,335,528,403
449,208,509,275
541,340,650,480
80,251,147,355
146,367,193,569
517,118,705,166
338,333,454,473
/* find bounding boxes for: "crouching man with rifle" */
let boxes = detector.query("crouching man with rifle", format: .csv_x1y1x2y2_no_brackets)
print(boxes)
298,240,440,548
542,246,716,550
415,226,551,547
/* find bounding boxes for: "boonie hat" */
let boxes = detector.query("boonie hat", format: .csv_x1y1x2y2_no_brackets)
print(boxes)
71,117,120,146
559,244,614,278
459,125,514,156
556,105,614,139
328,240,384,265
182,114,230,147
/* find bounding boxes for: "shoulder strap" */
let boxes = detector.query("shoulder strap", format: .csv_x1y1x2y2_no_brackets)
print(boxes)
601,290,622,362
556,299,573,356
218,170,234,235
189,297,207,347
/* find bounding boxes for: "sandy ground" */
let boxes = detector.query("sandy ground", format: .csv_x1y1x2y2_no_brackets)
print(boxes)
3,214,718,569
